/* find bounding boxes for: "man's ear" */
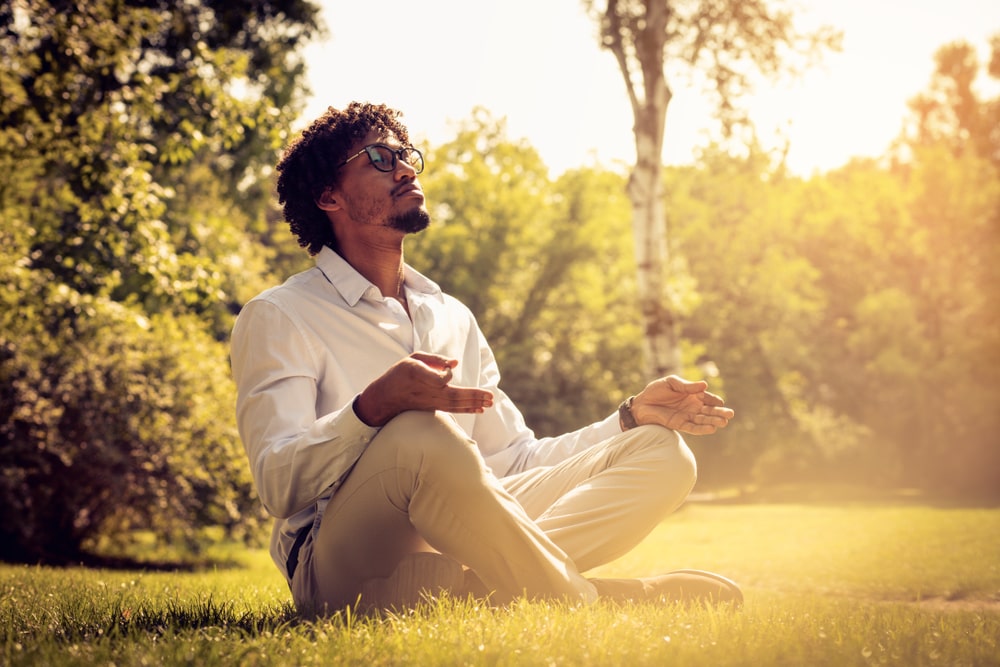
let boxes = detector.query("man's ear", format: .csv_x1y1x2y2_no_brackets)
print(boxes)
316,187,341,212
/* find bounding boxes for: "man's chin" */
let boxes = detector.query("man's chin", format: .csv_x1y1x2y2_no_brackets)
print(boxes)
389,208,431,234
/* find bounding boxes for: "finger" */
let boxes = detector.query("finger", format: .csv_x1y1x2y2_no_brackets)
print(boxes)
701,390,726,407
699,415,730,429
701,405,735,420
696,410,732,427
451,386,494,405
681,412,730,432
440,387,494,413
677,420,717,436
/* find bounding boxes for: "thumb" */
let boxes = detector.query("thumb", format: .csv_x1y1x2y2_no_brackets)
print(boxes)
666,375,708,394
411,352,458,371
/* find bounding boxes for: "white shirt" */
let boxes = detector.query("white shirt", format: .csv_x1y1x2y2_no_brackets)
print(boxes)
230,247,621,582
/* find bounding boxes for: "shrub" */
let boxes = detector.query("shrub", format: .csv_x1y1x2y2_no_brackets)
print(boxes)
0,278,260,564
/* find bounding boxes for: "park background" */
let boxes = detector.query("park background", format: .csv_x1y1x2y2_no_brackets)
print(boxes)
1,0,998,570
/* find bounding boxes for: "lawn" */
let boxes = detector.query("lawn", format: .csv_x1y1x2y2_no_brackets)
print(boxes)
2,502,998,666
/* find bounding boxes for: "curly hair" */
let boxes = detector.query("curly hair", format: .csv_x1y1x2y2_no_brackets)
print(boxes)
276,102,412,255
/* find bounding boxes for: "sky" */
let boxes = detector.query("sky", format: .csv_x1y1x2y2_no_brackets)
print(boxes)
300,0,1000,176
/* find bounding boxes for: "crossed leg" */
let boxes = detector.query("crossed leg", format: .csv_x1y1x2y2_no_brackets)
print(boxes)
297,412,595,614
293,412,696,615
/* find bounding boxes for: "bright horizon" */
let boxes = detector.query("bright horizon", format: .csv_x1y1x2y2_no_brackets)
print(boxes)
300,0,999,176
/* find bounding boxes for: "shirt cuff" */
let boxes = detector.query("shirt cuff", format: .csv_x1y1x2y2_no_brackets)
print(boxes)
339,393,382,439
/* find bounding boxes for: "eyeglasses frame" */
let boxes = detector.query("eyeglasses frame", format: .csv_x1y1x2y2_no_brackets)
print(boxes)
337,143,424,174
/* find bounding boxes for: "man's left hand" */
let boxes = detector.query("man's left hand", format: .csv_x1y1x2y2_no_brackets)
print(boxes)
630,375,735,435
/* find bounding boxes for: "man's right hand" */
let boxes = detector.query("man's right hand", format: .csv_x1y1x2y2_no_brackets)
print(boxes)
353,353,494,427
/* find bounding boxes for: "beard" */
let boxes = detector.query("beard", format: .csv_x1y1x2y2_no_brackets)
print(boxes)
388,207,431,234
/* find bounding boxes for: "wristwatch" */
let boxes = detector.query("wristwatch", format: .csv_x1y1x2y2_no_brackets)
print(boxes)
618,395,638,430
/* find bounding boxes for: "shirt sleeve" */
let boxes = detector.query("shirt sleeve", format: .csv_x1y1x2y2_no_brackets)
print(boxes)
230,298,379,519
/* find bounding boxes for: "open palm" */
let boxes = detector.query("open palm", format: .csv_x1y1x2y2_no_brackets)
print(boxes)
630,375,734,435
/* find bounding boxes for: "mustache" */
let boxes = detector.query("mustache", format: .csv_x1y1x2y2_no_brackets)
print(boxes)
391,180,420,197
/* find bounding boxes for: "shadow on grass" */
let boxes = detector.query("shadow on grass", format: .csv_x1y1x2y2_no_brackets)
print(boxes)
32,599,305,643
0,550,245,573
73,552,244,572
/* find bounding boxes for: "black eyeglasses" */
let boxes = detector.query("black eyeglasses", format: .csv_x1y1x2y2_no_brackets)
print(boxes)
337,144,424,174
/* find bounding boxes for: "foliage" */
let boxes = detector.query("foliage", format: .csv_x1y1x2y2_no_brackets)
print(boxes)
0,0,319,332
0,0,320,562
2,504,999,666
0,285,261,564
801,149,1000,494
664,36,1000,495
663,146,834,486
903,36,1000,174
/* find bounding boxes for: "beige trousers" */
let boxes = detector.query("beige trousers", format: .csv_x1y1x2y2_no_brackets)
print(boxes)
291,411,696,614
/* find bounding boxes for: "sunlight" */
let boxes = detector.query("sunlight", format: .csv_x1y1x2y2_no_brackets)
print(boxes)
304,0,998,175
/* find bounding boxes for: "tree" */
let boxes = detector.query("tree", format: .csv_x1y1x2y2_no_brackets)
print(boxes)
1,0,320,333
0,0,321,563
903,35,1000,175
583,0,839,376
886,37,1000,494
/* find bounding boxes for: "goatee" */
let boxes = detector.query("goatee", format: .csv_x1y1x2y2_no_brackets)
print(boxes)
388,208,431,234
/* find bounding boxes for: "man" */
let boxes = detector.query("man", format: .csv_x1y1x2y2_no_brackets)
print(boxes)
231,102,741,616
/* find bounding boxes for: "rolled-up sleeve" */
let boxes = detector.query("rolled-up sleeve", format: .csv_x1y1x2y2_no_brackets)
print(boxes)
231,299,378,519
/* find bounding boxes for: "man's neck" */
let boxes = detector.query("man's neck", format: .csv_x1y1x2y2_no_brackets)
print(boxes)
337,234,407,302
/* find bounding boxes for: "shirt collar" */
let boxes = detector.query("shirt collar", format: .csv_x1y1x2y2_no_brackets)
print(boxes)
315,245,442,307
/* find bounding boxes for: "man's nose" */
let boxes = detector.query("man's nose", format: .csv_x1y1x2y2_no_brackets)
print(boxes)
394,157,417,179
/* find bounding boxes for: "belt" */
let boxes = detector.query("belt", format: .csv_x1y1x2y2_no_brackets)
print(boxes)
286,526,310,580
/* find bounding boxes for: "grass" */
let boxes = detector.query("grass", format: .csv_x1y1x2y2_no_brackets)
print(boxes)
2,502,999,666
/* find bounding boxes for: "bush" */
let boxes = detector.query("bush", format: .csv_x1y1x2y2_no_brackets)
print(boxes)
0,277,260,564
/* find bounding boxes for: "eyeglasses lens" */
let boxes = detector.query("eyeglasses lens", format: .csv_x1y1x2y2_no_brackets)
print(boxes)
363,145,424,174
402,148,424,173
366,146,393,171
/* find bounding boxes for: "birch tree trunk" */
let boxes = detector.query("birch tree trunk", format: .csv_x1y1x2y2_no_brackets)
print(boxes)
630,107,680,377
602,0,680,377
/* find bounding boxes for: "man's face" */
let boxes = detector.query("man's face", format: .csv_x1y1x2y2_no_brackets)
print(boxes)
329,130,430,234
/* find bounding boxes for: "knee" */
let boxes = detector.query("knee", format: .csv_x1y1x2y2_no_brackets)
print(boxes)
660,427,697,483
375,411,486,480
628,425,698,499
378,411,471,451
